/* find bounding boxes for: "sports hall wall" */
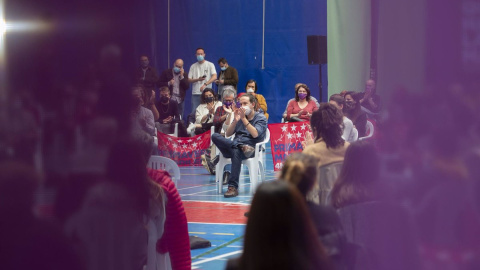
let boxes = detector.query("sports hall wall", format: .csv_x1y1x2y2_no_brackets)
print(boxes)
135,0,328,123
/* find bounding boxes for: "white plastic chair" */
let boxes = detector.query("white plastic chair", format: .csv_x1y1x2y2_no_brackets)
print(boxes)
358,120,374,141
147,155,181,186
215,128,270,194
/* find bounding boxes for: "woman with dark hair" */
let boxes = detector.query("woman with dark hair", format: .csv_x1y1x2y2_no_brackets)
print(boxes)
329,141,379,209
245,79,268,119
226,181,332,270
188,88,222,135
330,141,420,270
303,103,350,205
343,91,367,137
286,83,318,122
303,103,350,167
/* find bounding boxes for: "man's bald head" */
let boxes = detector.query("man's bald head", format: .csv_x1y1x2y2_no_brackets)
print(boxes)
174,59,184,67
365,79,376,94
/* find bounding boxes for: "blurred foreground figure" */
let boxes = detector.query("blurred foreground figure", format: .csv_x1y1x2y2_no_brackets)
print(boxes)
0,161,81,270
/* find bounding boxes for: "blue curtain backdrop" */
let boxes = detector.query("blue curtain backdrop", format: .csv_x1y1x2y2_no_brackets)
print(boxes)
137,0,327,123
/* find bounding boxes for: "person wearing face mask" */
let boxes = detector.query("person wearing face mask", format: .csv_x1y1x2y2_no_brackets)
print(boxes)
215,58,238,97
154,86,188,137
200,88,238,175
343,91,367,137
211,94,268,198
188,48,217,117
282,83,321,120
136,56,159,97
286,84,318,122
244,79,268,120
158,59,190,118
187,88,222,136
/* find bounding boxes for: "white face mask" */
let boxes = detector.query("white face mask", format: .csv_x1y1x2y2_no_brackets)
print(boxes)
242,105,252,116
246,88,255,93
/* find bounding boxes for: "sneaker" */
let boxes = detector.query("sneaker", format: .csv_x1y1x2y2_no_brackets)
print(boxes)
241,145,255,158
201,155,215,175
224,186,238,198
211,155,219,166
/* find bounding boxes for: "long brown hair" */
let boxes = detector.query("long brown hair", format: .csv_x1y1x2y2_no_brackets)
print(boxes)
310,103,345,149
240,181,332,270
330,141,379,209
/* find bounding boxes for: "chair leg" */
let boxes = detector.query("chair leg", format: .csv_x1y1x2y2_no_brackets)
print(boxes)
247,162,258,195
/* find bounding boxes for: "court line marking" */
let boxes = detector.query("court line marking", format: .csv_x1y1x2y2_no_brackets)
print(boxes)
188,232,206,234
192,236,243,265
192,250,242,266
212,233,235,236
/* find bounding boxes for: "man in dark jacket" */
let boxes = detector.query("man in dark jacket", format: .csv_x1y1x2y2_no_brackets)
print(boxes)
215,58,238,97
136,56,159,100
158,59,190,117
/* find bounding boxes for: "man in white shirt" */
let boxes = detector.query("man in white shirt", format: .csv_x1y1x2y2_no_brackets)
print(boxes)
188,48,217,116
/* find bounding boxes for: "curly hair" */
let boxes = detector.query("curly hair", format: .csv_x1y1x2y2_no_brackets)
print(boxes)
309,103,345,148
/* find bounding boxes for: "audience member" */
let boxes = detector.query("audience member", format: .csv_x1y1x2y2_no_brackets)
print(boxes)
344,91,367,137
187,88,222,136
132,86,155,136
360,79,381,114
211,94,267,198
158,59,190,117
285,83,318,122
280,153,351,269
155,86,188,137
215,58,238,96
136,131,192,270
0,161,81,270
283,83,320,120
188,48,217,114
303,103,350,204
136,55,159,99
144,89,160,121
225,181,332,270
245,79,268,119
329,94,358,142
330,141,419,270
201,88,237,175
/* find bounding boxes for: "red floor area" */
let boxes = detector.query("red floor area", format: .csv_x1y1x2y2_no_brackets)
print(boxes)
184,201,249,224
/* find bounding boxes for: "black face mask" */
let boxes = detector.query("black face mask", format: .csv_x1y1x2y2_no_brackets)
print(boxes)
160,96,169,103
345,101,355,110
205,97,214,103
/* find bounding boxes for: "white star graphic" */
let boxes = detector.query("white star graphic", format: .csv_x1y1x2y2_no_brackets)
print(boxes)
182,144,187,149
301,123,307,130
196,136,202,141
167,137,173,141
291,124,297,131
187,139,192,143
296,132,302,138
287,133,293,139
192,142,198,148
281,125,288,132
172,143,178,148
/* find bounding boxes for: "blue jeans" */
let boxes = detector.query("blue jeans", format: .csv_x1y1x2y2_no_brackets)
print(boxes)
212,133,252,189
191,95,201,115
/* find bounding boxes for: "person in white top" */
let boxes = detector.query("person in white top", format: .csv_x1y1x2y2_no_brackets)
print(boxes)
329,94,358,142
188,48,217,116
188,88,222,135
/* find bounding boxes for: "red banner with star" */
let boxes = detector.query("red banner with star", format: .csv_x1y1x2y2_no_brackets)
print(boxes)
268,122,312,171
157,131,211,166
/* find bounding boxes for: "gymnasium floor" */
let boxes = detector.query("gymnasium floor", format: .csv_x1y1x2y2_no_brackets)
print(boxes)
179,145,275,270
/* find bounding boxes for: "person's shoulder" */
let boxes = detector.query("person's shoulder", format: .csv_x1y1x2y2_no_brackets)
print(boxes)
254,112,267,121
170,99,179,106
343,117,353,125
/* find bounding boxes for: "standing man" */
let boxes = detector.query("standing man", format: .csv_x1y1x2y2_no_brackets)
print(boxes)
158,59,190,117
188,48,217,114
211,94,267,198
136,56,159,101
215,58,238,97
